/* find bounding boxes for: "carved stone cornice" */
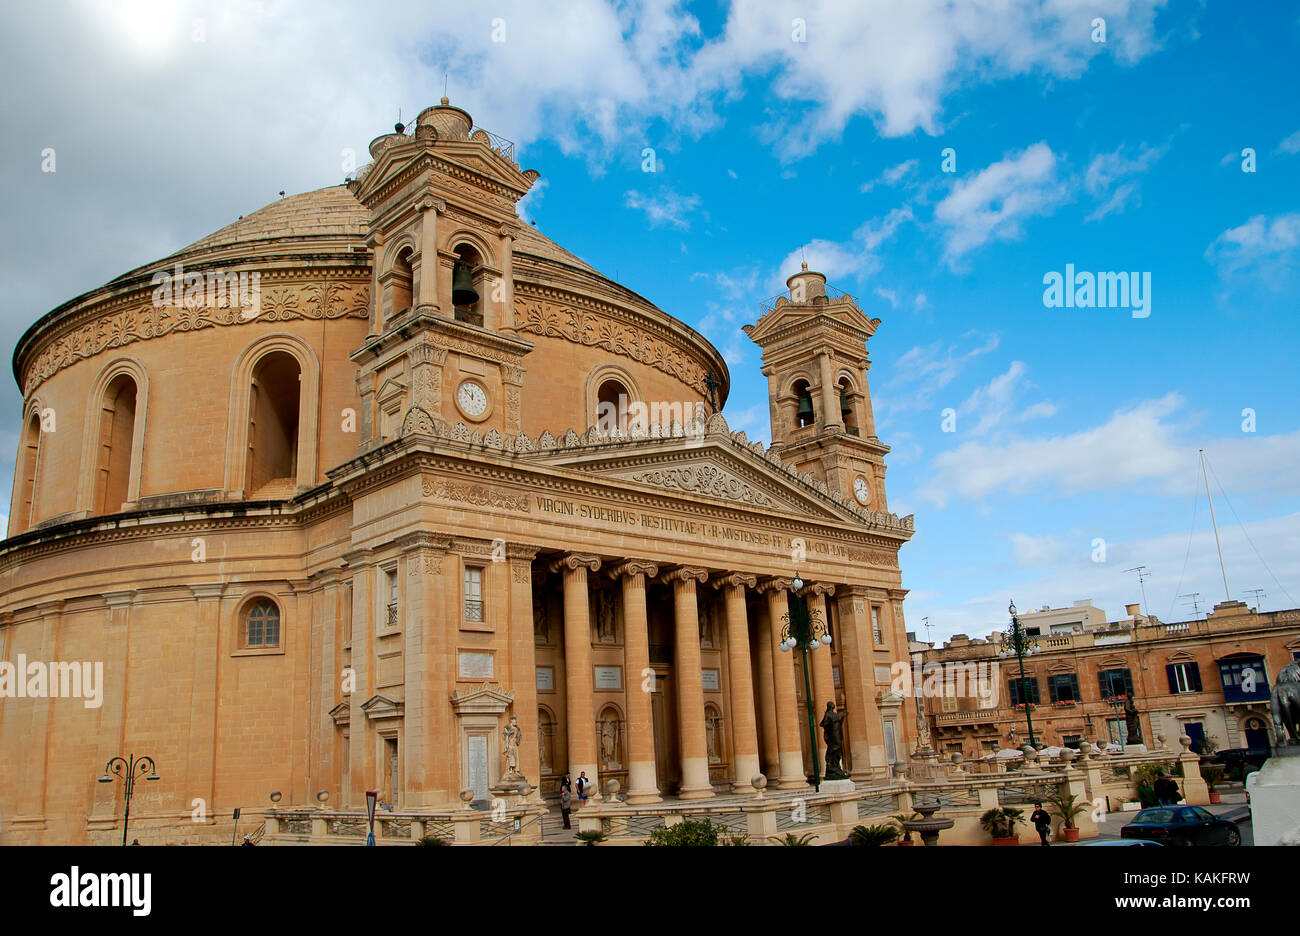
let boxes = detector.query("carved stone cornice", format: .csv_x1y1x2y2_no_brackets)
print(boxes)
549,553,600,574
189,583,225,602
711,572,757,591
608,559,659,581
629,463,776,508
395,530,453,553
505,542,542,562
664,566,708,585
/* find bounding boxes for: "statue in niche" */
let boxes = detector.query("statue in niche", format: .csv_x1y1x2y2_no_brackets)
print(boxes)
706,713,721,763
699,600,715,648
600,714,621,769
533,592,548,643
537,723,551,773
597,590,616,644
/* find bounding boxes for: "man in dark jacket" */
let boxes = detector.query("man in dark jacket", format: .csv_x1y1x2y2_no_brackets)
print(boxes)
1030,802,1052,846
1154,772,1180,805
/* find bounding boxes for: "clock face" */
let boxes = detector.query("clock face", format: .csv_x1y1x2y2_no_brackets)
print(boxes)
456,381,488,418
853,476,870,505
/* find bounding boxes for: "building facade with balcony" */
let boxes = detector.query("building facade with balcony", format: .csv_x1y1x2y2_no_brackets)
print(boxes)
919,599,1300,761
0,99,917,844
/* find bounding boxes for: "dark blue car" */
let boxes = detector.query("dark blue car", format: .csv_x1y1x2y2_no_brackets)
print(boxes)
1120,806,1241,846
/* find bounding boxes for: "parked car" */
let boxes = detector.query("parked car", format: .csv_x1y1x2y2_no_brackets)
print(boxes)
1078,839,1166,847
1120,806,1241,846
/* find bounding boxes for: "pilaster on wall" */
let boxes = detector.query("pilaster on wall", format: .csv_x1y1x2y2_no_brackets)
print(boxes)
507,543,543,791
399,531,453,808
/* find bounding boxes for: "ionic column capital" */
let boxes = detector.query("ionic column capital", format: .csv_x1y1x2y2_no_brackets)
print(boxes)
419,195,447,213
549,552,601,574
757,576,793,595
609,559,659,581
806,582,836,598
711,572,757,591
664,566,708,585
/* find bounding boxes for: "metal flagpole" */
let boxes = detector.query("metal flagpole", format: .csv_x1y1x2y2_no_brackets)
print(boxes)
1199,449,1230,601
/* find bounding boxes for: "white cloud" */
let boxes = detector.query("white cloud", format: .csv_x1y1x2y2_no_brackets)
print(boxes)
516,178,547,225
692,0,1167,157
860,158,919,193
1009,532,1068,567
956,361,1055,436
1083,141,1167,221
874,286,899,307
1275,128,1300,155
1205,213,1300,281
876,330,1000,421
933,142,1068,266
623,188,701,229
771,206,913,292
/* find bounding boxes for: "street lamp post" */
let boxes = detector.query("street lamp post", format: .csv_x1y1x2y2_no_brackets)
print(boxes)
98,754,160,846
779,575,832,792
1000,600,1039,748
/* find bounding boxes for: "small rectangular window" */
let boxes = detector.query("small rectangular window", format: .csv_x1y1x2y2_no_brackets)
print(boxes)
870,606,882,645
383,567,398,629
464,566,484,623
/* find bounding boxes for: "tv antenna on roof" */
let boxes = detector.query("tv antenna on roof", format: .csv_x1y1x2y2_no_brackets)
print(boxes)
921,616,931,643
1179,592,1203,619
1122,565,1151,617
1243,588,1266,611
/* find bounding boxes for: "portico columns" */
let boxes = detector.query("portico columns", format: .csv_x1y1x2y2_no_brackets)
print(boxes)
551,553,601,793
610,560,661,805
838,587,888,780
759,577,807,789
712,573,760,792
666,566,714,799
805,586,837,723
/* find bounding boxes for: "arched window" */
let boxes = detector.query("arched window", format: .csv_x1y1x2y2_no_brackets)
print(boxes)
245,351,301,498
451,244,483,326
390,246,413,322
13,410,42,534
92,374,138,515
792,379,815,429
244,599,281,649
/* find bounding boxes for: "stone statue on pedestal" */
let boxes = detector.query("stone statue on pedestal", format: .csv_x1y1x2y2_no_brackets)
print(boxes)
820,701,849,780
1272,660,1300,745
501,715,523,778
1123,697,1144,745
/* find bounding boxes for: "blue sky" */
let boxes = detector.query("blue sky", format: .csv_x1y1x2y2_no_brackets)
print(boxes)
2,0,1297,641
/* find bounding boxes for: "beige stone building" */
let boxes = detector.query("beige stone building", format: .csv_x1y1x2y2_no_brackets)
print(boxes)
0,99,915,845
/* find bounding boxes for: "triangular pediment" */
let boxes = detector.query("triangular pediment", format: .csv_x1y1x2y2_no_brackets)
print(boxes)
375,377,407,405
525,414,912,535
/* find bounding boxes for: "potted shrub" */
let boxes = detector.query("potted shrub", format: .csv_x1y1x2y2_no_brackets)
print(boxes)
1046,790,1089,842
980,807,1023,845
1201,763,1225,804
576,829,607,846
644,819,721,846
849,823,900,846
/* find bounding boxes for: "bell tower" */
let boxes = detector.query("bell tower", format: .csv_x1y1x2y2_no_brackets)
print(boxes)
742,263,891,512
347,98,540,451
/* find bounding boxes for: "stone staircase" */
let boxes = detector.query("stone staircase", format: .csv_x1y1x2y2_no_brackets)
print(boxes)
539,809,580,845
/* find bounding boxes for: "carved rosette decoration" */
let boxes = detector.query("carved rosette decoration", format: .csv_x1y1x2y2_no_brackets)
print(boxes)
22,278,370,396
630,464,775,508
421,477,530,511
513,296,709,396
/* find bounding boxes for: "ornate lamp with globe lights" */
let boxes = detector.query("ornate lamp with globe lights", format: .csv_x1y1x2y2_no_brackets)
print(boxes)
998,600,1040,748
779,574,832,791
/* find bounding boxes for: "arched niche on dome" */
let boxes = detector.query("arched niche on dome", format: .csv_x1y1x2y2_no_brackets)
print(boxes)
76,357,150,517
9,398,46,535
585,364,642,434
223,334,321,499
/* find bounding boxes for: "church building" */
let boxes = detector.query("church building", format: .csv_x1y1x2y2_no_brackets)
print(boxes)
0,99,915,844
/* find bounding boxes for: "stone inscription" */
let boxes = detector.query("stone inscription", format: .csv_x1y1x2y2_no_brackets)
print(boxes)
532,494,897,567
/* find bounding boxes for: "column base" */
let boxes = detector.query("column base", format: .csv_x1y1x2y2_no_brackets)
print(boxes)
625,761,660,805
625,789,663,805
731,753,762,793
776,752,809,789
677,785,716,800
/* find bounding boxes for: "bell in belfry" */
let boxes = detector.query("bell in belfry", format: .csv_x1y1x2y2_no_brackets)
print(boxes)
796,389,815,424
840,386,852,419
452,262,479,306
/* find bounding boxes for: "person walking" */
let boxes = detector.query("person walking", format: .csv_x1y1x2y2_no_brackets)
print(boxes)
559,785,572,830
1030,801,1052,846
